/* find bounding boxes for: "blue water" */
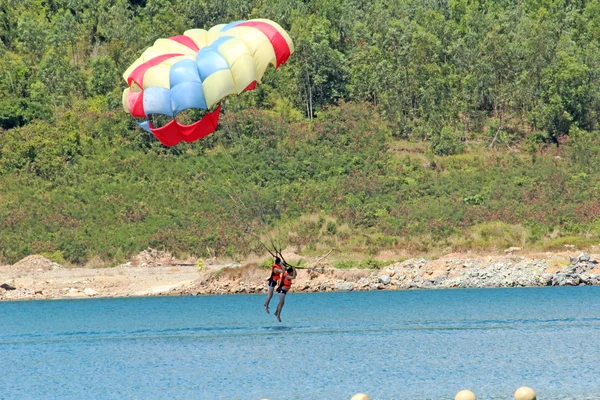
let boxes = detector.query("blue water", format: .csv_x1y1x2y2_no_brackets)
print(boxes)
1,287,600,400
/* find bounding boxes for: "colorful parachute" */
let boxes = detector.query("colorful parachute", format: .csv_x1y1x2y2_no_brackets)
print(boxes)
122,19,294,146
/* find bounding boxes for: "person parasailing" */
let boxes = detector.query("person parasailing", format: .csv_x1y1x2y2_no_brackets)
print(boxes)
264,256,284,314
274,262,296,322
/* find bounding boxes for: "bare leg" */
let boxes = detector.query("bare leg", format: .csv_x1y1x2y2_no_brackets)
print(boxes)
274,293,285,322
264,287,274,313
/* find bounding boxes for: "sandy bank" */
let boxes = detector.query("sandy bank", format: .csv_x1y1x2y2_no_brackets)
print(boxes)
2,250,600,301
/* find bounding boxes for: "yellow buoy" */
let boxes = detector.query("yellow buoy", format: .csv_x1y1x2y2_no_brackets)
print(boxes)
455,389,477,400
351,394,370,400
514,386,536,400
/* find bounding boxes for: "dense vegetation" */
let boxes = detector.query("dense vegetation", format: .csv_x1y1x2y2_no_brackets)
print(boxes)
1,0,600,265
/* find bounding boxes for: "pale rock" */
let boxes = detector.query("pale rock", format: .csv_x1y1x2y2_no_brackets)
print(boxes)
335,282,354,291
504,247,522,254
357,278,370,286
226,262,241,268
378,275,392,285
569,256,578,264
83,288,96,296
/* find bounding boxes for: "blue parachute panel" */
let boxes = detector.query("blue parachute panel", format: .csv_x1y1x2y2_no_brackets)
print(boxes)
196,47,231,81
170,59,201,88
137,120,153,134
143,87,173,117
171,81,207,114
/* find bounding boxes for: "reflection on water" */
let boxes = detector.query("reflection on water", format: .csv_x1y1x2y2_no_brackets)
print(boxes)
2,287,600,400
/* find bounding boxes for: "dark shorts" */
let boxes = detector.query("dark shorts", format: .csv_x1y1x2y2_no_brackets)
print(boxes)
267,278,278,288
276,287,288,295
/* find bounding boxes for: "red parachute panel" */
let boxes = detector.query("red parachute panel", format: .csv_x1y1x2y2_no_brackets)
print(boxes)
148,106,221,146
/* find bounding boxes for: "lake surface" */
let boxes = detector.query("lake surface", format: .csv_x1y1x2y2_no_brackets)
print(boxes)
1,287,600,399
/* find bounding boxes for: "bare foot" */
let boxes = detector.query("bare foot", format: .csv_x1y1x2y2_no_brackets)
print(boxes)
264,306,270,314
276,314,281,322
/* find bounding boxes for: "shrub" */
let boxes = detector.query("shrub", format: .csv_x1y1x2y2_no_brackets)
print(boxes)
333,259,358,269
430,126,465,156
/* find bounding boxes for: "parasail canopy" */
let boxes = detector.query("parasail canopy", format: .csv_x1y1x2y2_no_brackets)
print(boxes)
122,19,294,146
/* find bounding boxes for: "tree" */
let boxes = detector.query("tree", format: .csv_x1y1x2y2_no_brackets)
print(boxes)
87,55,119,96
37,51,82,106
290,12,349,118
533,35,592,141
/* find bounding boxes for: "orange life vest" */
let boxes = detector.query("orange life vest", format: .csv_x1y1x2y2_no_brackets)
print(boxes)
282,272,293,289
271,263,283,280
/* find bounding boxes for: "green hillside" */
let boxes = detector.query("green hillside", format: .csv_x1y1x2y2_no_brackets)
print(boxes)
1,0,600,264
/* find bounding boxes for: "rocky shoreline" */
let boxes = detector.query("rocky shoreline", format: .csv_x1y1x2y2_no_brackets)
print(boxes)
1,250,599,301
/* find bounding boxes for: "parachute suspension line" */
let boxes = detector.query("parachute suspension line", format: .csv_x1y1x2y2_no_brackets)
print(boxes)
226,114,285,259
203,155,279,258
219,117,283,257
227,118,274,225
204,146,280,258
201,125,285,262
220,141,272,234
206,151,253,224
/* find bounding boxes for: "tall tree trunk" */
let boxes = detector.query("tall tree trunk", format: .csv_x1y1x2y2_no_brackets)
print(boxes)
305,58,313,120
